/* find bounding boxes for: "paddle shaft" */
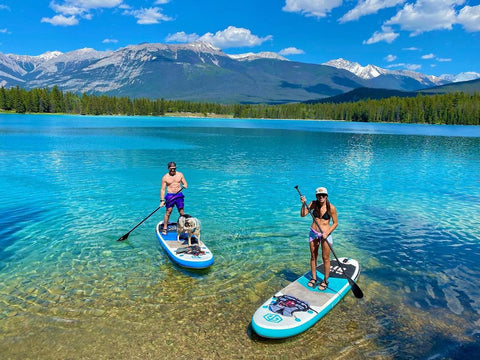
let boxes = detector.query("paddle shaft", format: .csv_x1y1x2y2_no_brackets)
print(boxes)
295,186,364,299
117,188,183,242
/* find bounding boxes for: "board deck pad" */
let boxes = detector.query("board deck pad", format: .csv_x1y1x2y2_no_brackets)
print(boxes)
156,221,214,269
252,257,360,339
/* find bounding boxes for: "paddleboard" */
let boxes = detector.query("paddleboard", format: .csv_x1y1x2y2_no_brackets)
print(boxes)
155,221,214,269
251,257,360,339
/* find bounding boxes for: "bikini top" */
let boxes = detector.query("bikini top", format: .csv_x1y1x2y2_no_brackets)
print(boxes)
312,201,331,220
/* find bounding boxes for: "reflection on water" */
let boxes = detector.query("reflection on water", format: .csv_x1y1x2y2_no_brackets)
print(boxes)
1,115,480,359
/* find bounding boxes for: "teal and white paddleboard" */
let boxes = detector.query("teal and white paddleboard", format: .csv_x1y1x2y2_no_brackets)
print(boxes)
252,257,360,339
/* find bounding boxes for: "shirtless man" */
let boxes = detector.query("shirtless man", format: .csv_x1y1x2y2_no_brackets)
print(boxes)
160,162,188,234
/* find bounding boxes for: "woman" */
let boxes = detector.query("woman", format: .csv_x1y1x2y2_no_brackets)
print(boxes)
300,187,338,291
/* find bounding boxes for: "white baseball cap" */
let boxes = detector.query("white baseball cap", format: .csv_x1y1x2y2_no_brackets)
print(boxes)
315,187,328,195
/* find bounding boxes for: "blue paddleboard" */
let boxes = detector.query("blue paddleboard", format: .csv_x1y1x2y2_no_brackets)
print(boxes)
156,221,214,269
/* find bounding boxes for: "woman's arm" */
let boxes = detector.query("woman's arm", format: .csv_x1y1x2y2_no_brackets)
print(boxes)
300,198,312,217
325,204,338,237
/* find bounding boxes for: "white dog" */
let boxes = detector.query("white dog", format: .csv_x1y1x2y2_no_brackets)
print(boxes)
177,214,202,247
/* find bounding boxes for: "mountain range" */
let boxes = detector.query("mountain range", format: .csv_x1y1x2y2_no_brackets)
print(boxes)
1,41,479,104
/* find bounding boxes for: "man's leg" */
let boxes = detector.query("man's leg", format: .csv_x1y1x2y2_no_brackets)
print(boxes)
163,207,173,234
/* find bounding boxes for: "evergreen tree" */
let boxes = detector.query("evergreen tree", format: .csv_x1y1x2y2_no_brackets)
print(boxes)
0,87,8,110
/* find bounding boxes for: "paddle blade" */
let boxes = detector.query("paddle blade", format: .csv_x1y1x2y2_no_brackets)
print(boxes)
117,233,130,242
348,278,364,299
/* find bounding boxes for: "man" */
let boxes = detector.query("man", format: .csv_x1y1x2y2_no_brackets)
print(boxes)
160,162,188,234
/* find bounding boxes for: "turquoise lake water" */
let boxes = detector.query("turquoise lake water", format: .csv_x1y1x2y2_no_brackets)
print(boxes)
1,114,480,359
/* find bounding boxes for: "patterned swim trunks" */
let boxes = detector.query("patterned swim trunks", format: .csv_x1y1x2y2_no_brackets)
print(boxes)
309,227,333,244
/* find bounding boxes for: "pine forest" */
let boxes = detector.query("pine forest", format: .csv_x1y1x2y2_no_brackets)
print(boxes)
1,86,479,125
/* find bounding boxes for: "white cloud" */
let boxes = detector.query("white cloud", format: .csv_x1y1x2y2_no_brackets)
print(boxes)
50,2,88,16
402,47,421,51
279,47,305,55
124,7,172,24
421,53,435,59
363,25,399,44
405,63,421,70
61,0,123,8
364,1,478,45
165,27,272,49
420,54,452,63
385,0,463,36
386,62,421,70
44,0,124,26
282,0,343,18
0,4,11,11
50,0,123,12
340,0,405,23
385,54,397,62
102,38,118,43
198,26,273,48
41,14,79,26
166,31,200,43
154,0,170,4
457,5,480,32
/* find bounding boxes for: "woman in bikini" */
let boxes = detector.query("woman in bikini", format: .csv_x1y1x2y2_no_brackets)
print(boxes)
300,187,338,291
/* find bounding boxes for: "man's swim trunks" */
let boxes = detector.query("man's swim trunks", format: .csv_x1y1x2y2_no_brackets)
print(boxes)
165,192,184,209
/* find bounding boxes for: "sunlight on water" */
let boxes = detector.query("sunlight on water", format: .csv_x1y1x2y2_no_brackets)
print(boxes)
1,114,480,359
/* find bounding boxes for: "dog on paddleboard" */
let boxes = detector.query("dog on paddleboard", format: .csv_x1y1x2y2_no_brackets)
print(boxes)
177,214,202,247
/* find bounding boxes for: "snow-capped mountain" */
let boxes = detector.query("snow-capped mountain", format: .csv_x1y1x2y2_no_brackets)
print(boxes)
0,42,478,104
439,71,480,83
323,58,388,80
323,58,451,87
228,52,288,61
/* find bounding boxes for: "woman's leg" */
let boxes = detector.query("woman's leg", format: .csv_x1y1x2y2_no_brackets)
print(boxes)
321,239,331,284
309,239,320,281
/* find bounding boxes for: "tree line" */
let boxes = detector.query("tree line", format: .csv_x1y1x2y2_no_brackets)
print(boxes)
1,85,479,125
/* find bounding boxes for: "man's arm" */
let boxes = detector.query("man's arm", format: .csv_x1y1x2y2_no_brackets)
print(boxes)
160,176,167,205
181,173,188,189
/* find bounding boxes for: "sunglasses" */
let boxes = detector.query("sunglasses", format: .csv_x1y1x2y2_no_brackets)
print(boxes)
169,167,176,171
316,194,327,197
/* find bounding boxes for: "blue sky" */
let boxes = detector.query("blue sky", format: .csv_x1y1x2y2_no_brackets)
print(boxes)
1,0,479,76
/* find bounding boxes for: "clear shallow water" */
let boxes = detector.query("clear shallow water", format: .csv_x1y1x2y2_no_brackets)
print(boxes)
1,114,480,359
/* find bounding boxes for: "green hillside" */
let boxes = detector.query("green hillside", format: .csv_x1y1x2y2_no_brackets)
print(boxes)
314,78,480,104
310,87,418,103
420,78,480,94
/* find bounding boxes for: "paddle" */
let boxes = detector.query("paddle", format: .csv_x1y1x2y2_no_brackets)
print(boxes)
294,185,364,299
117,188,183,242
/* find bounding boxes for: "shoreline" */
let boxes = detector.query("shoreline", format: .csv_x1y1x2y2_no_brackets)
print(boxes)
0,110,235,118
2,111,479,128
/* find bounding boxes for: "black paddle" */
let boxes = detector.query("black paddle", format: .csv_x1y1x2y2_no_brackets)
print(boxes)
295,185,364,299
117,188,184,242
